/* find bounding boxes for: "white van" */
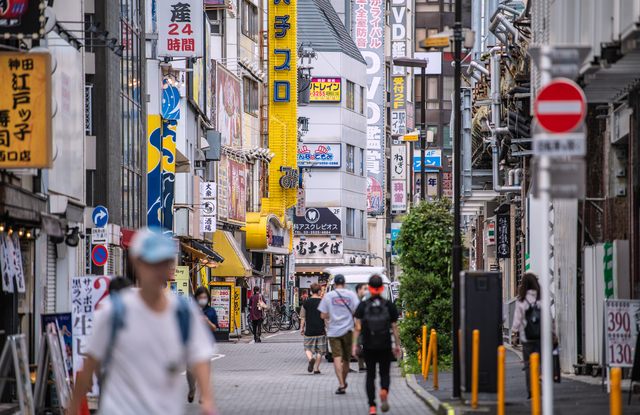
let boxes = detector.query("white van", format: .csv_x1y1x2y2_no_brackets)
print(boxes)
323,266,392,301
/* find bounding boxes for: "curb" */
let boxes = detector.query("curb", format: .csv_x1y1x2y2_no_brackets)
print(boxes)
405,373,457,415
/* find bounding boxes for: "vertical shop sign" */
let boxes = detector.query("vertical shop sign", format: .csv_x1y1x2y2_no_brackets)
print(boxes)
227,157,247,225
147,115,162,228
0,52,52,168
200,181,217,232
158,0,204,58
216,64,242,147
406,101,414,131
269,0,299,217
442,171,452,197
391,180,406,212
390,0,406,75
355,0,385,215
391,111,406,135
218,154,229,221
391,146,406,180
161,120,177,234
496,214,510,258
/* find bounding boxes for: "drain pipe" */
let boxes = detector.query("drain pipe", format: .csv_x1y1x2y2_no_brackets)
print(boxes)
489,47,521,193
467,61,490,77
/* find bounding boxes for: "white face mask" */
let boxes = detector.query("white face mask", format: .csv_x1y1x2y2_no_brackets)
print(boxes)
198,298,209,307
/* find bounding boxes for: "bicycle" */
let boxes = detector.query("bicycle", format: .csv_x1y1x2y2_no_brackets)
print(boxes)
276,304,300,331
246,307,280,334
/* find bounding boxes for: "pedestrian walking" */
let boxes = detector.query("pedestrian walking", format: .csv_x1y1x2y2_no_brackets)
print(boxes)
355,283,368,372
67,229,217,415
248,286,267,342
352,275,401,414
299,283,327,374
318,274,360,394
511,271,554,398
187,286,219,403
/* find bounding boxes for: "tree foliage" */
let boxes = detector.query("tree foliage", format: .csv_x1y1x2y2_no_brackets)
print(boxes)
397,198,453,371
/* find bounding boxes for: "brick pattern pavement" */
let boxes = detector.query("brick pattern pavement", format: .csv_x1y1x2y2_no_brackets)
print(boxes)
183,331,428,414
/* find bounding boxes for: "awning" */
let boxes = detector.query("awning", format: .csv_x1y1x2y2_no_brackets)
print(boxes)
192,241,224,263
121,229,136,249
180,242,220,268
294,267,329,274
181,242,207,259
209,231,251,278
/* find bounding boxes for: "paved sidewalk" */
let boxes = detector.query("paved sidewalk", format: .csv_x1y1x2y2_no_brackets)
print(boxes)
412,347,640,415
183,331,427,414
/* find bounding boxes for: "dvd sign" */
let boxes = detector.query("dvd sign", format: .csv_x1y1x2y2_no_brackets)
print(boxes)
294,207,341,235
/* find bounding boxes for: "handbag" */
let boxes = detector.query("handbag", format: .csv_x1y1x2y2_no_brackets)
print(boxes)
257,295,268,311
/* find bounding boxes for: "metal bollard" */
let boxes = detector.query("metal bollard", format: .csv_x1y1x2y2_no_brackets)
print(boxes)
421,325,428,378
433,330,438,390
530,352,541,415
472,329,479,409
424,329,435,381
610,367,622,415
497,346,505,415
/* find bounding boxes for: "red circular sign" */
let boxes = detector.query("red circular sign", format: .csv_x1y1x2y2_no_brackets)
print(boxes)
92,245,109,267
534,78,586,134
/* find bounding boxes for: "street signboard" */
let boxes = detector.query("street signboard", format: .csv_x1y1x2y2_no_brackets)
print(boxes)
422,36,450,48
605,300,640,368
295,189,306,217
531,159,585,199
528,45,591,79
534,78,586,134
533,132,586,157
91,245,108,267
92,206,109,228
91,228,108,245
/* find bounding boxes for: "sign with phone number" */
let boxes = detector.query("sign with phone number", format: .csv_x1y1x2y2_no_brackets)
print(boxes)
605,300,640,367
310,78,341,102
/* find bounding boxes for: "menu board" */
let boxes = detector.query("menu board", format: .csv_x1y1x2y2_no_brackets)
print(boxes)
605,299,640,367
210,282,234,332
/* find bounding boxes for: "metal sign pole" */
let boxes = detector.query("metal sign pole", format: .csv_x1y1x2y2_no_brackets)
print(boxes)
538,45,554,415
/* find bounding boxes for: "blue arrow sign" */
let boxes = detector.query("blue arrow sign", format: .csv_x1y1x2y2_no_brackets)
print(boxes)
92,206,109,228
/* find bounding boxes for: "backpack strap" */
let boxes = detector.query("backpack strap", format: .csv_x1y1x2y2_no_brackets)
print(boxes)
175,296,191,347
100,292,126,386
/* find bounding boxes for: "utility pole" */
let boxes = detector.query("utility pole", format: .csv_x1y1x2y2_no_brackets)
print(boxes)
452,0,463,398
420,66,426,201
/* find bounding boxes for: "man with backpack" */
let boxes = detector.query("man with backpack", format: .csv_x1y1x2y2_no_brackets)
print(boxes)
352,275,401,415
67,229,217,415
318,274,360,394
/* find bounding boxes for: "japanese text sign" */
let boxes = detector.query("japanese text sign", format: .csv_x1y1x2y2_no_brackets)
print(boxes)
605,300,640,367
496,214,510,258
391,77,405,109
391,145,406,180
294,207,341,235
158,0,204,58
391,180,406,211
209,282,234,332
310,78,341,102
200,181,217,233
390,0,406,75
0,52,51,168
391,111,406,135
294,236,343,260
0,0,45,39
297,143,342,168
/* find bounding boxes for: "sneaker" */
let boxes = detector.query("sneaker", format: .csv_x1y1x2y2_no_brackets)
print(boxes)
379,390,389,412
368,406,377,415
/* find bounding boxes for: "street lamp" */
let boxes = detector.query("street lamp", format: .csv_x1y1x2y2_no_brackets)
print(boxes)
393,57,427,201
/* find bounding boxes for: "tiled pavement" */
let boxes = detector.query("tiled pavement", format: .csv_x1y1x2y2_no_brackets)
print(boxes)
183,331,429,414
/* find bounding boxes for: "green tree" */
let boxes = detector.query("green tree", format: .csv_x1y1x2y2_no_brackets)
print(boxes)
397,198,453,371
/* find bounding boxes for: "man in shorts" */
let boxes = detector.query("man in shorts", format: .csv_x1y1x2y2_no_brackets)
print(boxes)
318,275,360,394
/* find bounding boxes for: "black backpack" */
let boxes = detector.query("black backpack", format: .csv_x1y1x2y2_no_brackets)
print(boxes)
524,299,541,340
362,298,392,350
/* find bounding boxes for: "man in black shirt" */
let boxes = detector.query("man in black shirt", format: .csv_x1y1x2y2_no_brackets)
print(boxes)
300,283,327,374
352,275,401,415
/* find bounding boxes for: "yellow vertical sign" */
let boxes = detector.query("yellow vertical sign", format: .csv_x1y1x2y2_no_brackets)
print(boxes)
267,0,298,222
0,53,52,168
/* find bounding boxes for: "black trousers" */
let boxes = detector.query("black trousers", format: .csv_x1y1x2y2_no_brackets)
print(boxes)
363,348,392,407
252,318,263,339
522,340,541,395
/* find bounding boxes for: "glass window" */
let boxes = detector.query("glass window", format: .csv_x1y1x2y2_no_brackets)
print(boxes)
347,208,355,236
346,144,355,173
443,76,454,110
346,80,355,110
241,1,258,41
359,210,364,238
243,77,259,116
359,148,364,176
443,124,452,149
426,76,439,109
360,86,364,114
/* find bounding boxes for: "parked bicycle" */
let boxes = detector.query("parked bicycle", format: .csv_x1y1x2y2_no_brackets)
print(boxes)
246,307,279,334
276,304,300,330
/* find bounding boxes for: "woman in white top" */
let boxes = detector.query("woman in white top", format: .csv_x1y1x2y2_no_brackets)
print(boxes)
511,271,542,398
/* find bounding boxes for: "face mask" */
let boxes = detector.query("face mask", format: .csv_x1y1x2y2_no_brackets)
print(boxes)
198,298,209,307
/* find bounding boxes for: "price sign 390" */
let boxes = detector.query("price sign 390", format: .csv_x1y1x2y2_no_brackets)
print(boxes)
605,300,640,367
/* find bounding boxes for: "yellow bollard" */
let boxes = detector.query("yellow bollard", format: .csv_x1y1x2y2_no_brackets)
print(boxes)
424,329,435,380
472,330,479,409
433,330,438,390
610,367,622,415
421,325,428,377
530,352,541,415
497,346,505,415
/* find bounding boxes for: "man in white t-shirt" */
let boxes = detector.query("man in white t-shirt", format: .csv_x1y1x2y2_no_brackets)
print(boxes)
318,275,360,394
67,229,217,415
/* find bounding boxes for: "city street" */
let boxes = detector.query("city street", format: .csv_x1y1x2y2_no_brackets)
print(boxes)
183,331,427,414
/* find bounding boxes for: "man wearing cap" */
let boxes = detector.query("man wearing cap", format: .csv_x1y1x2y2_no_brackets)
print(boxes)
67,229,218,415
352,275,401,415
318,274,360,394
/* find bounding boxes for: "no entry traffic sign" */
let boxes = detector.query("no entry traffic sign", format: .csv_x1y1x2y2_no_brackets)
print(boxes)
92,245,109,267
534,78,586,134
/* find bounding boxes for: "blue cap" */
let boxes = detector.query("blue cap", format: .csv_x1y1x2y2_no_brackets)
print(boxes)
130,228,177,264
